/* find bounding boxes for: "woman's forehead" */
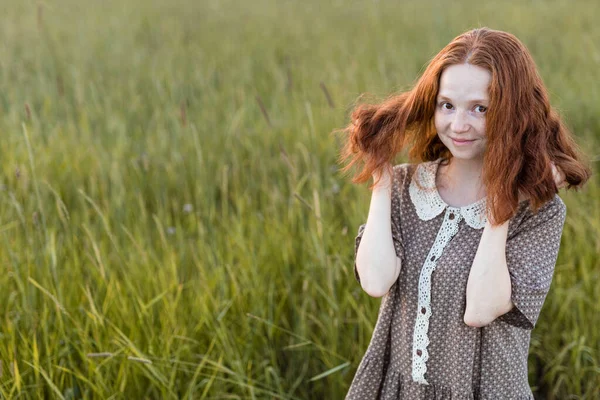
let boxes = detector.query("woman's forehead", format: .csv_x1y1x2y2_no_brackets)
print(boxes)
438,63,491,101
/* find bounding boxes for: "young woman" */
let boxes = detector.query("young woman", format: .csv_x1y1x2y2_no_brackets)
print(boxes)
338,28,591,399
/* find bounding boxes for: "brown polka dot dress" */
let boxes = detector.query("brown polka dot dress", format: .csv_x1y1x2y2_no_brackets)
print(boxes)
346,159,567,399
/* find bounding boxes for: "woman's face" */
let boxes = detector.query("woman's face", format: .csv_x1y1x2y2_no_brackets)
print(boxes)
434,63,491,162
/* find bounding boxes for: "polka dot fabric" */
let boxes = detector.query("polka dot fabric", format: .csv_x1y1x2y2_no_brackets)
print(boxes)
347,160,567,399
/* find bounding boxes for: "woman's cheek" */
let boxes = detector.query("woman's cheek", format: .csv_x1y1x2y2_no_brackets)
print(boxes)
434,112,448,132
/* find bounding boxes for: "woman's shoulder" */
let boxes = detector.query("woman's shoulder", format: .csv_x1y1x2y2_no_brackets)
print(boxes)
392,162,415,191
392,161,420,179
393,158,441,178
508,194,567,239
392,159,438,190
518,194,566,220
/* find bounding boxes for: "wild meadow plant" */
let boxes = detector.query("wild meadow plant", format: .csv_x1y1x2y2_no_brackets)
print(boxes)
0,0,598,398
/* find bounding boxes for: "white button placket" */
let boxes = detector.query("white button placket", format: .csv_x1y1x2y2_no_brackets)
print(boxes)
411,207,463,385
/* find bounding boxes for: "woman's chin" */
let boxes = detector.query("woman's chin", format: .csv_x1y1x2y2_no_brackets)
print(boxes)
447,149,485,161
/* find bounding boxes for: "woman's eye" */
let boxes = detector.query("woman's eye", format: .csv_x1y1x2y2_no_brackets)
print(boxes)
441,102,453,110
475,105,487,113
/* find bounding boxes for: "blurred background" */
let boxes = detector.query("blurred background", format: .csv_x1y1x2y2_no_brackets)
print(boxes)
0,0,598,398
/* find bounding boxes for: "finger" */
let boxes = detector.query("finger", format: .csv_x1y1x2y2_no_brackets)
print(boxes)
551,164,566,189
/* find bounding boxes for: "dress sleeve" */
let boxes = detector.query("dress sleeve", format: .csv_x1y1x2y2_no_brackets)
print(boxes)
497,195,567,329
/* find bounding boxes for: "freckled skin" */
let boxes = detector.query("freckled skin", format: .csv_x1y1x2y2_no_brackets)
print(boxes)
435,63,491,162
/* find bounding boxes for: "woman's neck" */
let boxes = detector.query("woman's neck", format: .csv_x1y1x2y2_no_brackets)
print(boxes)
436,157,486,207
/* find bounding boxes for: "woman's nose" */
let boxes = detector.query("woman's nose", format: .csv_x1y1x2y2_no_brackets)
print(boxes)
450,111,470,133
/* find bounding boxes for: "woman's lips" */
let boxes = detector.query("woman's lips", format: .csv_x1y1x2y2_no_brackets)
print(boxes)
451,138,476,146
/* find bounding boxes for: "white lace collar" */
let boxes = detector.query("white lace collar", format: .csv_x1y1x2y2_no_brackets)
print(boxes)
408,158,488,229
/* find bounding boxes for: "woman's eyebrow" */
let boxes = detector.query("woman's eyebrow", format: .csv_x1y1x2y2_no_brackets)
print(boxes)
436,95,489,103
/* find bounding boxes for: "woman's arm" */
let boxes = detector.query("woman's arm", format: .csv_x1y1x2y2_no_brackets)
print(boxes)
464,163,566,327
463,220,513,327
355,168,402,297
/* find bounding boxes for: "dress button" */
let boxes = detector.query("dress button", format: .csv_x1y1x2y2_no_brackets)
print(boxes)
416,350,422,356
421,307,426,314
449,213,455,220
430,256,435,262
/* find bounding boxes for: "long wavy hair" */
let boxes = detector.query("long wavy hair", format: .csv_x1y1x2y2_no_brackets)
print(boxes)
338,27,591,225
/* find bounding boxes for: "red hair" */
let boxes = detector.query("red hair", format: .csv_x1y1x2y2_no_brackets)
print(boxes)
338,27,591,225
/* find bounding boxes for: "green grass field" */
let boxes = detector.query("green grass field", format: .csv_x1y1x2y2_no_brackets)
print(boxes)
0,0,598,398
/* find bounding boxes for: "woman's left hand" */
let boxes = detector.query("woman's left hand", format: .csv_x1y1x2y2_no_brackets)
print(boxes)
551,162,567,189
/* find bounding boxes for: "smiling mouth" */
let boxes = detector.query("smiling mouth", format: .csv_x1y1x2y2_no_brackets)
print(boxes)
450,138,477,147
